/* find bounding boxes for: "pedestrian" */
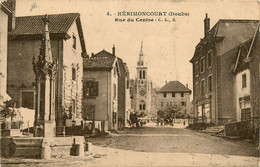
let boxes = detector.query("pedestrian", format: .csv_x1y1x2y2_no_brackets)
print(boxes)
183,120,186,126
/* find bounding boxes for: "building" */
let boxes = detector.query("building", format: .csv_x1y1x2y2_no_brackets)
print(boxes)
7,13,87,127
190,13,259,125
233,25,259,134
83,48,120,131
117,58,131,128
131,42,152,116
158,81,192,116
150,88,160,119
0,0,14,106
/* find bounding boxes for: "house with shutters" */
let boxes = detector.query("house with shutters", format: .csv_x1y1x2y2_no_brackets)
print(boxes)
7,12,87,127
158,81,192,116
190,13,259,127
83,47,120,131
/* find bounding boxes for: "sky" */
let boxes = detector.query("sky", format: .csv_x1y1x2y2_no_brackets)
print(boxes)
14,0,259,93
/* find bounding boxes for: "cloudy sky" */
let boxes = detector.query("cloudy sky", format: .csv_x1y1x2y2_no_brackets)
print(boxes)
15,0,259,93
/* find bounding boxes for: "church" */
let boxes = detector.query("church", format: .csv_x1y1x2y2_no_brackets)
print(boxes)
131,42,152,116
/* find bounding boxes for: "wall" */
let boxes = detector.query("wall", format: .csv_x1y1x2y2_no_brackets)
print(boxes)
158,92,191,114
7,39,59,108
110,61,118,130
235,69,250,121
117,59,126,127
83,70,110,121
218,46,239,123
0,10,9,105
62,21,83,123
249,32,260,133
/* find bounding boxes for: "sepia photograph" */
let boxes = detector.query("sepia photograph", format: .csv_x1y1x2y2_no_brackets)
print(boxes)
0,0,259,166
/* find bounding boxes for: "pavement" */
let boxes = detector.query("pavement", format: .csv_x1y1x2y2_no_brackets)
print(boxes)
1,122,259,167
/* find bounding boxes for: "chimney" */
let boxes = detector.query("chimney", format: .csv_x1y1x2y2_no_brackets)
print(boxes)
7,0,16,31
204,13,210,38
112,44,115,56
91,53,94,57
165,81,167,84
186,84,188,88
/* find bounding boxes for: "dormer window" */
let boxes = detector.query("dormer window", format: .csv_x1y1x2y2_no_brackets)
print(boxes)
72,35,76,50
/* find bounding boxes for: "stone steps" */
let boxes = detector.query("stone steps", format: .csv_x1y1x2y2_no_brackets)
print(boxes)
201,126,224,135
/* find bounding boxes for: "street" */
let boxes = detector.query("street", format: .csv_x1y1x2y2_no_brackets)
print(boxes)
2,123,259,167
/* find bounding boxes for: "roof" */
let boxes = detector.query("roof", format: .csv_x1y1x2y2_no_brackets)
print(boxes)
190,19,259,63
83,50,116,70
9,13,79,36
8,13,87,54
1,1,13,15
159,81,191,93
233,23,260,73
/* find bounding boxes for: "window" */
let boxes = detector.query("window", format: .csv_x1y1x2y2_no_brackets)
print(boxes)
83,81,98,98
72,68,76,81
208,75,213,91
181,102,186,106
201,79,205,95
139,71,142,79
113,84,116,98
242,74,246,88
172,93,175,98
181,92,184,97
143,71,146,79
139,102,146,110
207,50,212,68
21,91,34,109
72,35,76,50
195,61,199,77
163,93,167,98
200,57,205,73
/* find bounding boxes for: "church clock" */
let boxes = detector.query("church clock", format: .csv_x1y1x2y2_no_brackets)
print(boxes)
139,90,146,96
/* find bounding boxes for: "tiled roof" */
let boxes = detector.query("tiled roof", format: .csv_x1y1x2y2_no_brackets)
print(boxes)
159,81,191,93
84,50,116,69
9,13,80,35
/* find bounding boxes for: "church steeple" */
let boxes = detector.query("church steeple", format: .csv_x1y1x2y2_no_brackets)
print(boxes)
137,41,145,66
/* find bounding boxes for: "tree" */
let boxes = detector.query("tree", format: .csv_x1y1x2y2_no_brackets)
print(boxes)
157,101,182,122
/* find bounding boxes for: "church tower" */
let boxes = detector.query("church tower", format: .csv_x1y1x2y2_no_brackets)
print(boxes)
134,42,151,115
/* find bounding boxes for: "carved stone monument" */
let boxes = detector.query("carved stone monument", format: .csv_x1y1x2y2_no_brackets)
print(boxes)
33,14,56,137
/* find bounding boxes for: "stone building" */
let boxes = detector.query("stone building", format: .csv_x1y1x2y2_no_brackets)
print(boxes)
131,42,152,116
83,48,120,131
7,13,87,127
0,0,14,106
150,88,160,119
233,25,259,133
158,81,192,116
190,14,259,125
117,57,131,128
